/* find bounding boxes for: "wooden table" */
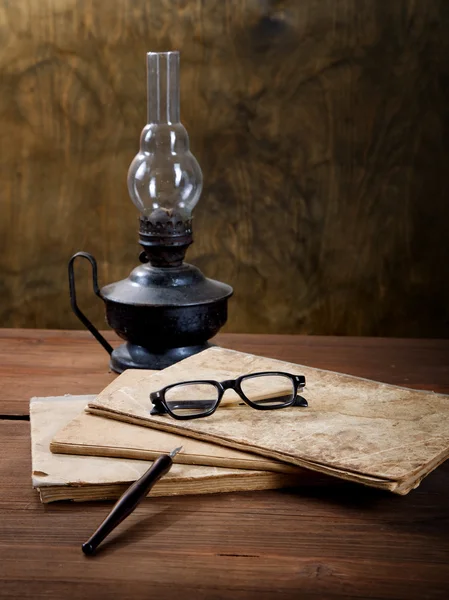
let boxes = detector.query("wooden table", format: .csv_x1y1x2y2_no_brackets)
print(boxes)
1,329,449,599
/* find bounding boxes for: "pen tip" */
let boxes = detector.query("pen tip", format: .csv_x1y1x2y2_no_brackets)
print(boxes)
170,446,183,458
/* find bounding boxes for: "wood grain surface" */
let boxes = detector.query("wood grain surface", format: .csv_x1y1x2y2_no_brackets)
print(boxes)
0,1,448,337
0,330,449,599
1,328,449,416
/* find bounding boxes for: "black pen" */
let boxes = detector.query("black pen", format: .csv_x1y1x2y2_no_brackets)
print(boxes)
82,446,183,555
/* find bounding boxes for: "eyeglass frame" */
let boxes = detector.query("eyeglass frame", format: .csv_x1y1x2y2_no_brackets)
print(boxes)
149,371,307,420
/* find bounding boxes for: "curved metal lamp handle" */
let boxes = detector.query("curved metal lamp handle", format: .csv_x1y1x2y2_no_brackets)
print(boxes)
68,252,114,356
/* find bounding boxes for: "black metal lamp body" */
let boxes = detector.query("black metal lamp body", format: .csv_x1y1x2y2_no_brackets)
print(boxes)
68,52,232,373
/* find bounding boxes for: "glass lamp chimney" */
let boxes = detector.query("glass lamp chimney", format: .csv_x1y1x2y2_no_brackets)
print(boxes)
127,51,203,221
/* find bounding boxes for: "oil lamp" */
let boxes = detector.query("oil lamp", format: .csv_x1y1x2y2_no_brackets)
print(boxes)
68,51,233,373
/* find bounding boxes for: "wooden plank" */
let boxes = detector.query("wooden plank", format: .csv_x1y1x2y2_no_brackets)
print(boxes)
0,330,118,416
1,421,449,599
1,550,449,600
1,330,448,415
1,1,449,339
222,334,449,393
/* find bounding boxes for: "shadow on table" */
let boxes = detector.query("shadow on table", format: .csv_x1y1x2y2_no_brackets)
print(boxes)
281,464,449,538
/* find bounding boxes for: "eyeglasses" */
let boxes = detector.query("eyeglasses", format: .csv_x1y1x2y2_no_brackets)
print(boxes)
149,372,307,420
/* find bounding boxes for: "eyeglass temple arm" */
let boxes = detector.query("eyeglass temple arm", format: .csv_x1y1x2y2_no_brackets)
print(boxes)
293,394,308,407
150,392,168,415
294,376,307,406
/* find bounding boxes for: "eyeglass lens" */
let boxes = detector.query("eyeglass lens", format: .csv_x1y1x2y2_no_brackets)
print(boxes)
165,383,219,417
240,374,295,406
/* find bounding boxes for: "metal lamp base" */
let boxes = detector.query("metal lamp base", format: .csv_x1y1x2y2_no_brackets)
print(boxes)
109,341,212,374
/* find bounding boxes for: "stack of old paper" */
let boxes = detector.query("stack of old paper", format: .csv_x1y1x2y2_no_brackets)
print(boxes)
38,347,449,502
31,394,314,503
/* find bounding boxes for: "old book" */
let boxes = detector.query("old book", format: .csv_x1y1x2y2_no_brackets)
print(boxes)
51,410,300,474
31,395,308,503
87,347,449,494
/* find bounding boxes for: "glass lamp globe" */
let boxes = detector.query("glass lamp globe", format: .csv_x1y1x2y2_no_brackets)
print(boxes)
127,51,203,222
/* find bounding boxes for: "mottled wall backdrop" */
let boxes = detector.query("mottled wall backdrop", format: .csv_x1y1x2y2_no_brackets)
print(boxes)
0,0,448,336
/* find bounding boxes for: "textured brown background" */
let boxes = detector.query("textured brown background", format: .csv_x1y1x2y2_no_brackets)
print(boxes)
0,0,448,336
